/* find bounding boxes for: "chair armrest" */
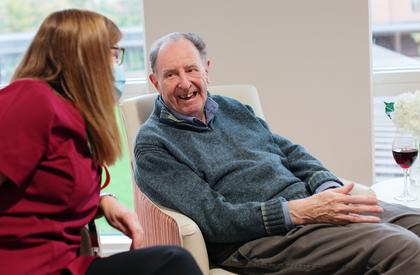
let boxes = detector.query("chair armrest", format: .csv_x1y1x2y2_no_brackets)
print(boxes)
135,189,210,275
135,189,182,247
161,207,211,275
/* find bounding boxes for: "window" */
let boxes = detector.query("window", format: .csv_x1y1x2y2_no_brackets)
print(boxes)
0,0,145,84
371,0,420,183
372,0,420,70
0,0,146,237
413,0,420,11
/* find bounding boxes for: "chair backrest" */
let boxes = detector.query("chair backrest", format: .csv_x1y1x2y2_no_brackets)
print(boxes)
119,84,264,158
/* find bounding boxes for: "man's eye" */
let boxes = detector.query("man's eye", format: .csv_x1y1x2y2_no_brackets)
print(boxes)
188,68,199,74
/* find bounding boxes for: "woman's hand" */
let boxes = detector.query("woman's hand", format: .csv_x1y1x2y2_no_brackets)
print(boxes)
100,195,144,249
288,183,384,225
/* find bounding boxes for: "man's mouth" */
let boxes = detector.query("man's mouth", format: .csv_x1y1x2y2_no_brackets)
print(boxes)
178,91,198,100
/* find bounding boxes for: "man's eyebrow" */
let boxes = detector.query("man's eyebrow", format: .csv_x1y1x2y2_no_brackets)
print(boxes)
162,68,178,75
186,64,199,69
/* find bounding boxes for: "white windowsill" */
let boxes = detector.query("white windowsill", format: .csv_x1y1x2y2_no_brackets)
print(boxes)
100,235,132,257
373,69,420,96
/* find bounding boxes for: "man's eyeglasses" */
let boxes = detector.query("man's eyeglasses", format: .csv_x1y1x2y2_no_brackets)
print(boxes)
111,46,125,65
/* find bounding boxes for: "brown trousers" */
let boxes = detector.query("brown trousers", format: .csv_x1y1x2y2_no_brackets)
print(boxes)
219,202,420,275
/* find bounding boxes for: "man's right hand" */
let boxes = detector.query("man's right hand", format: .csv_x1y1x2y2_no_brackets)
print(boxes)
288,183,383,225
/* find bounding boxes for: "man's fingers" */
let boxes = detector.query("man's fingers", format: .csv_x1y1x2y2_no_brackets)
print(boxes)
334,213,381,223
332,183,354,195
345,213,381,223
341,203,384,215
343,194,379,205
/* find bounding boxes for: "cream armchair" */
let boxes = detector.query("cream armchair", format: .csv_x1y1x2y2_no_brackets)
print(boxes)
119,85,373,275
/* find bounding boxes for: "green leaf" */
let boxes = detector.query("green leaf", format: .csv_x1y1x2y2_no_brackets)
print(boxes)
384,102,394,119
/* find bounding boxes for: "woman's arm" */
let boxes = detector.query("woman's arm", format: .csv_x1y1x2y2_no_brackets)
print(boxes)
99,195,144,249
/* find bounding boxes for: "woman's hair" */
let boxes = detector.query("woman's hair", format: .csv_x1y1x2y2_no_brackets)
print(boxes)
13,9,122,166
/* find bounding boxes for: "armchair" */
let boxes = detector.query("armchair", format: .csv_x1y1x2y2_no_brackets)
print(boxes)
119,84,373,275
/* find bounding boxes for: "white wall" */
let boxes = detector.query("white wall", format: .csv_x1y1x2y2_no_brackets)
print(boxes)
143,0,374,185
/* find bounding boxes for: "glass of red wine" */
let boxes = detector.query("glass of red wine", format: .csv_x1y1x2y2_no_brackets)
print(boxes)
392,136,419,201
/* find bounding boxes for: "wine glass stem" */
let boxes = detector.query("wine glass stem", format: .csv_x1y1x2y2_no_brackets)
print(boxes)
403,168,409,200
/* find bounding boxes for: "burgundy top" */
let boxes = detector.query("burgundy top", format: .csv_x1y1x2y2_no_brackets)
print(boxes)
0,79,100,275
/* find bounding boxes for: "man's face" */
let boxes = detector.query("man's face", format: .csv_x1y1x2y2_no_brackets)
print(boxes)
149,39,210,121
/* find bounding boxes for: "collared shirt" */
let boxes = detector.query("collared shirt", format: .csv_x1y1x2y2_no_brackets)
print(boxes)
158,94,219,127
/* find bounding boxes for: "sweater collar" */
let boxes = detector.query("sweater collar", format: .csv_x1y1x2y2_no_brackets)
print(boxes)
155,93,218,129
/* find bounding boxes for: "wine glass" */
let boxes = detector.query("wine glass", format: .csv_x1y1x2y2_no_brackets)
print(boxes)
392,136,419,201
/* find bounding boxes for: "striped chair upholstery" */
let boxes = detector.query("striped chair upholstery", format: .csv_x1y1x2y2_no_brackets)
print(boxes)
134,184,181,247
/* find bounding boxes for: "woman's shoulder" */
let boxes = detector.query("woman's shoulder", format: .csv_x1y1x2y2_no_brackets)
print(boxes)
1,79,82,126
1,79,56,104
3,79,78,111
4,78,49,91
1,80,52,112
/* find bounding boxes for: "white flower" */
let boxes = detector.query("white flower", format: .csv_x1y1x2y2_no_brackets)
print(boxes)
393,91,420,137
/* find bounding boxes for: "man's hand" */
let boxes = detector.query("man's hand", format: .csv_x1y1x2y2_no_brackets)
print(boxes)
100,195,144,249
288,183,383,225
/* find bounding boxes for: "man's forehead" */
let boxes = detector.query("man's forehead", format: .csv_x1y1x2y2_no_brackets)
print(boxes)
159,38,194,52
155,39,203,70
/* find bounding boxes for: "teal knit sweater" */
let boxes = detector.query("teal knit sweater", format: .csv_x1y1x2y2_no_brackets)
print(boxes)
134,94,341,245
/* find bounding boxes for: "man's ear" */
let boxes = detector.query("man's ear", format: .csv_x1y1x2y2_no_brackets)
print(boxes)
149,73,160,92
205,58,211,83
205,58,211,73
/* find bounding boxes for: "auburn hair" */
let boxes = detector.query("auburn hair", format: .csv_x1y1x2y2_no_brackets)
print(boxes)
13,9,122,166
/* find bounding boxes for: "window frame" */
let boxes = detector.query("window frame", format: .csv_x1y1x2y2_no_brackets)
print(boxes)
373,69,420,96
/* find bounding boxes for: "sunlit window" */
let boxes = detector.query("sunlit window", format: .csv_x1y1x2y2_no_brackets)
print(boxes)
371,0,420,70
0,0,145,85
371,0,420,184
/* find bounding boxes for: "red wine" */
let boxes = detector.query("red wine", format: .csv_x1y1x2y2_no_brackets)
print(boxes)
392,148,419,169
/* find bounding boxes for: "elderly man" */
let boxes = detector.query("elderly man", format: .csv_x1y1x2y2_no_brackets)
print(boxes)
134,32,420,274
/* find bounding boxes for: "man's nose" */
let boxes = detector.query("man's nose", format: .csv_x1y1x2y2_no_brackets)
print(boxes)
178,71,192,89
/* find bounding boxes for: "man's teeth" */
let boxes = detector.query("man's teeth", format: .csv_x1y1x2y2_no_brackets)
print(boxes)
179,92,197,99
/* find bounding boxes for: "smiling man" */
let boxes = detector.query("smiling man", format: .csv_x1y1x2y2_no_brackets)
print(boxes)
134,32,420,274
149,37,210,123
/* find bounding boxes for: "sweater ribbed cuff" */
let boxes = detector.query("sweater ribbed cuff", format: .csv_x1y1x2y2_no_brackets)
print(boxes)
261,198,287,235
307,171,341,193
314,181,342,193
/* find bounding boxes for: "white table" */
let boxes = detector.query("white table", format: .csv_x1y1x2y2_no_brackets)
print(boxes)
372,177,420,208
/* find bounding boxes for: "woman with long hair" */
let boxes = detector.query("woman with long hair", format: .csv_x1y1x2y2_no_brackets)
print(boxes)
0,9,201,275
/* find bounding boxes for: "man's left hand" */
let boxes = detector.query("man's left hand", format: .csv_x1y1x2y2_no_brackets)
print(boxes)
288,183,383,225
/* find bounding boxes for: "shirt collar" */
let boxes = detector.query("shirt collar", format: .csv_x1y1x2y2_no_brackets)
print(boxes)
158,94,218,127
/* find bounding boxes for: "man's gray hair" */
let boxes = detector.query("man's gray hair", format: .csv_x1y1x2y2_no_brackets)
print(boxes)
149,32,207,73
